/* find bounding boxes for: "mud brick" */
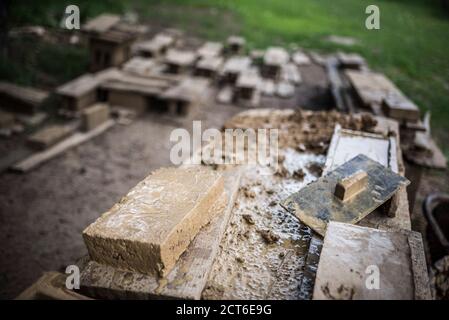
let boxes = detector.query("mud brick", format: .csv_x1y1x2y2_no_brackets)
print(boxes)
83,166,224,277
82,103,110,132
382,94,420,123
27,124,73,150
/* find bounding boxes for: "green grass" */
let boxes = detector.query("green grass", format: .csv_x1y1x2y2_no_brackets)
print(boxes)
0,37,88,88
132,0,449,155
2,0,449,154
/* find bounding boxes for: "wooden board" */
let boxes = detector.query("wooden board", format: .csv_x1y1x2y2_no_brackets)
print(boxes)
11,120,114,172
79,169,242,300
327,57,356,112
16,272,92,300
0,81,48,110
323,125,395,174
382,94,420,122
313,222,431,300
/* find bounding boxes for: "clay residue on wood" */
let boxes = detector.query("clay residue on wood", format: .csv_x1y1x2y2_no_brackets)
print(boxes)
203,150,326,299
242,214,255,225
292,168,305,181
306,162,323,177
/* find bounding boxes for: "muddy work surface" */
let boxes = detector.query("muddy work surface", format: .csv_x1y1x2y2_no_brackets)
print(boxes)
203,152,325,299
202,109,379,299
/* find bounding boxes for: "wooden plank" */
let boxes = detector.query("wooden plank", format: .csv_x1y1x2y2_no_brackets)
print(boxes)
313,222,431,300
297,233,323,300
345,70,402,110
323,125,392,173
299,120,408,299
83,14,120,33
382,94,420,122
0,81,49,112
327,57,353,112
361,117,413,231
336,52,366,69
16,272,92,300
11,120,114,172
79,168,242,300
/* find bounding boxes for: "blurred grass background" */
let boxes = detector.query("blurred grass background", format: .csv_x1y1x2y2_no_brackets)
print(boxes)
1,0,448,153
